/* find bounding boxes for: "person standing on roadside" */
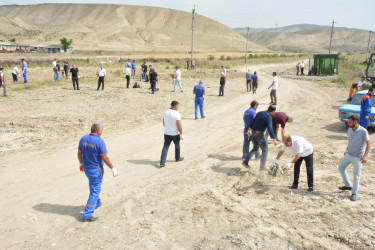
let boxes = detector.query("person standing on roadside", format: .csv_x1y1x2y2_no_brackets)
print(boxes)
187,59,190,70
268,72,279,105
338,115,370,201
160,101,184,167
125,65,131,88
243,100,260,160
242,105,278,170
246,70,252,92
69,64,80,90
251,71,258,94
219,72,226,97
131,60,136,79
0,67,6,97
96,65,106,91
296,62,300,76
359,88,374,129
300,61,305,75
21,59,28,83
140,61,147,82
78,123,118,222
193,80,206,119
191,60,195,69
56,60,61,82
12,64,19,82
173,66,183,92
149,68,158,94
274,135,314,192
64,59,70,79
221,66,227,77
126,59,131,68
52,59,57,81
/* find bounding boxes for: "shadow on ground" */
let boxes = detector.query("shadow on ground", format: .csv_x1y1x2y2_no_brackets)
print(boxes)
32,203,84,221
208,154,242,161
127,159,161,168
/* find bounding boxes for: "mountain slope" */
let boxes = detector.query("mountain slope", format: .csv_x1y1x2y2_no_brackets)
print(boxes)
0,4,266,52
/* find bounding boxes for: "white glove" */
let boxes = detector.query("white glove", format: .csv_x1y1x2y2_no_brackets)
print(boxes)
180,134,184,140
111,168,118,177
287,163,293,168
78,76,81,79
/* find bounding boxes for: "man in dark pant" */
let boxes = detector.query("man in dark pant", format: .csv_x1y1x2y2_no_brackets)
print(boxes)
219,72,225,96
97,77,104,90
149,68,158,94
96,65,106,91
125,65,131,88
161,135,181,164
70,64,80,90
274,135,314,191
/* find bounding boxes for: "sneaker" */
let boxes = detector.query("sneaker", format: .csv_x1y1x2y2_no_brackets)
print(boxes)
350,194,356,201
308,187,314,192
242,161,250,168
160,163,165,168
202,116,206,119
338,186,352,191
83,216,98,222
176,157,184,162
289,185,298,189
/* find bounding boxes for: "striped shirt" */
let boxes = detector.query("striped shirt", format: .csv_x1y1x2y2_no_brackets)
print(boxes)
272,112,288,128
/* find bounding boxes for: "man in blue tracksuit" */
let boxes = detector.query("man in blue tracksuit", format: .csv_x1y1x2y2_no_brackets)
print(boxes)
243,105,278,170
243,100,261,159
360,88,374,129
78,123,118,222
21,59,28,83
193,80,206,119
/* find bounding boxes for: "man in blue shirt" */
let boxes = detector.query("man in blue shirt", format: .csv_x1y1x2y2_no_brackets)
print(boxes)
193,80,206,119
359,88,374,129
243,100,261,159
131,60,136,79
251,71,258,94
78,123,118,222
243,105,278,170
21,59,28,83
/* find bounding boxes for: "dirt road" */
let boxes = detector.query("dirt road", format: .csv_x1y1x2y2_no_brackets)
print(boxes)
1,61,374,249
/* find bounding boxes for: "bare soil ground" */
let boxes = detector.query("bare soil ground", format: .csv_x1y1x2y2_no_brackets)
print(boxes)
0,61,374,249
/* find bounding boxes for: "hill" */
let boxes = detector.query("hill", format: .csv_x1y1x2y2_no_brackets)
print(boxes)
0,4,266,52
234,24,374,53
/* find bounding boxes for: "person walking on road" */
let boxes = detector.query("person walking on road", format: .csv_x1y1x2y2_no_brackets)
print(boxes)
125,65,131,88
173,66,183,92
338,115,370,201
359,88,374,129
149,68,158,94
300,61,305,75
140,61,147,82
193,80,206,119
12,64,19,82
251,71,258,94
243,100,261,160
160,101,184,167
78,123,118,222
63,59,70,79
219,72,226,96
0,67,6,97
242,105,278,170
275,135,314,191
268,72,279,105
21,59,28,83
96,65,106,91
131,60,136,79
246,70,252,92
69,64,80,90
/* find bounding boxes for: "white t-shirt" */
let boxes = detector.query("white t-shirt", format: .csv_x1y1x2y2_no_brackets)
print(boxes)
357,80,366,89
300,62,305,68
12,66,19,74
99,68,106,77
125,68,131,76
52,61,57,69
222,68,227,76
282,136,313,157
0,71,3,81
163,109,181,136
176,69,181,79
272,76,279,90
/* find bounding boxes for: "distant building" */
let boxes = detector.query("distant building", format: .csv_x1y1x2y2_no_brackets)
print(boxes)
0,42,73,54
0,42,31,52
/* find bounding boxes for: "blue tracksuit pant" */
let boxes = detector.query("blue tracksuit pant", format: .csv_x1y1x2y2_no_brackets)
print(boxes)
195,97,204,118
23,69,28,83
359,112,370,129
83,166,103,220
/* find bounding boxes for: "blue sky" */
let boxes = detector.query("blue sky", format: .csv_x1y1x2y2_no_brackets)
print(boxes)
1,0,374,30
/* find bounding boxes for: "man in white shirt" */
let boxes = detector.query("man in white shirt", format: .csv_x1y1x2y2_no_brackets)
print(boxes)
0,67,6,97
357,76,366,91
268,72,279,105
173,66,183,92
160,101,184,167
12,64,19,82
125,65,131,88
274,135,314,191
96,65,106,91
221,66,227,77
300,61,305,75
52,59,57,81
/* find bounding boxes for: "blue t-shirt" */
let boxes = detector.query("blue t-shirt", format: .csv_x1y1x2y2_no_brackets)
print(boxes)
126,61,131,67
193,84,205,98
78,134,108,169
251,74,258,83
22,62,27,70
131,62,136,69
244,108,256,129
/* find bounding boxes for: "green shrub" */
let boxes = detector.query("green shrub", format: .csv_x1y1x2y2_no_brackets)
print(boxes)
220,55,225,60
248,54,254,59
207,55,215,61
331,74,347,85
226,56,232,60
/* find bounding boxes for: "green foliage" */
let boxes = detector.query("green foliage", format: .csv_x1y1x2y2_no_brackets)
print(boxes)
60,37,73,52
226,56,232,60
9,38,16,43
248,54,254,59
207,55,215,61
331,74,347,85
220,55,225,60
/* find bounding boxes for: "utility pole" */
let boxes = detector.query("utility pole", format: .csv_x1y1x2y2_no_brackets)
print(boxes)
328,18,335,54
366,30,372,61
191,5,195,64
245,27,249,71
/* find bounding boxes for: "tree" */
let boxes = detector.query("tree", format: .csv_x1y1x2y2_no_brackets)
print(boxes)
9,38,16,43
60,37,73,52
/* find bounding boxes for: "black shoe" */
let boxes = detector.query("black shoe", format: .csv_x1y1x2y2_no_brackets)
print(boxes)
338,186,352,191
350,194,356,201
96,89,99,91
77,88,80,90
242,161,250,168
160,163,165,168
289,185,298,189
308,187,314,192
176,157,184,162
202,116,206,119
83,216,98,222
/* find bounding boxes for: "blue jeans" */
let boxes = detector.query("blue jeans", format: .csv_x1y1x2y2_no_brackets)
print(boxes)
54,70,58,81
359,112,370,129
56,72,60,82
160,134,181,164
83,166,103,220
244,131,268,170
296,68,300,75
242,128,261,159
219,85,224,96
140,72,147,82
338,153,362,195
174,78,183,92
195,97,204,118
23,69,28,83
